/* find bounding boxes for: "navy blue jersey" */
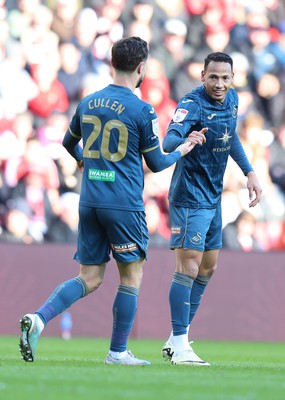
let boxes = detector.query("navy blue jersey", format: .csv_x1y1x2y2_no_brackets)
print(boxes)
64,84,181,211
163,85,253,208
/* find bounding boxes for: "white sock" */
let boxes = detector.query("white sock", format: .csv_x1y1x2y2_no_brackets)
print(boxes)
168,326,190,346
109,350,127,359
172,334,189,356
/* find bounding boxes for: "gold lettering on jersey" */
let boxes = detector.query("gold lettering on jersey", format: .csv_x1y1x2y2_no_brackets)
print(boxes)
88,98,125,114
213,146,231,152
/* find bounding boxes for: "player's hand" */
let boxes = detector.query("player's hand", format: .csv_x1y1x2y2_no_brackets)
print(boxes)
187,127,208,146
247,171,262,207
77,159,84,173
176,140,195,156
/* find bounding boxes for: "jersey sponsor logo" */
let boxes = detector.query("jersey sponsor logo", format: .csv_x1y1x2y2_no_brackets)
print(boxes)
207,113,217,120
190,232,203,245
173,108,188,122
181,99,193,103
88,169,115,182
111,242,138,253
150,107,155,114
152,118,159,136
171,226,181,234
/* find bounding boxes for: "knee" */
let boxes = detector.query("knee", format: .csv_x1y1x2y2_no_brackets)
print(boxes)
200,262,218,277
79,274,104,294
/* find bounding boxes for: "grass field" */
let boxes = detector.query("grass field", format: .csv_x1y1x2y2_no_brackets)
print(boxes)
0,336,285,400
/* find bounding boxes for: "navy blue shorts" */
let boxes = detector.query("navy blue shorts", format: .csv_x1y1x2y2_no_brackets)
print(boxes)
169,204,222,251
74,205,148,265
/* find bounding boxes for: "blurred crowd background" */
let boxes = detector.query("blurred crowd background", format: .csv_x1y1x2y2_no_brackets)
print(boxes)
0,0,285,251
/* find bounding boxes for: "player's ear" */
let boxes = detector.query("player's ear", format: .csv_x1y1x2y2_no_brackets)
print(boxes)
137,61,145,75
201,70,205,82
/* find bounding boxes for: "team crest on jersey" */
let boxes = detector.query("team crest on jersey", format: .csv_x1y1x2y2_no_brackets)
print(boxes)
173,108,188,123
232,106,238,118
111,242,138,253
152,118,159,136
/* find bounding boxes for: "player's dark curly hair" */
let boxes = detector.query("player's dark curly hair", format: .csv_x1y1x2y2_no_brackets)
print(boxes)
204,52,233,71
111,36,148,72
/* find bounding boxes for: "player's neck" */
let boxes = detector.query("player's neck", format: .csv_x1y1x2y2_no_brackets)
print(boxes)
113,72,137,93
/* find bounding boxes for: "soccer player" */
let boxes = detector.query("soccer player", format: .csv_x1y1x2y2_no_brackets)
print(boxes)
161,52,262,365
18,36,206,365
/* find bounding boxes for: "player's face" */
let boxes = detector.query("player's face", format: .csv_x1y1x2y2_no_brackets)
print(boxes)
201,61,234,102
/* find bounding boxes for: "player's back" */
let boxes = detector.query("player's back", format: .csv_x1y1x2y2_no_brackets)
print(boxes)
74,84,154,211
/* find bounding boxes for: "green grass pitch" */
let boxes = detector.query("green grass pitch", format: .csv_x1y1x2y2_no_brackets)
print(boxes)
0,336,285,400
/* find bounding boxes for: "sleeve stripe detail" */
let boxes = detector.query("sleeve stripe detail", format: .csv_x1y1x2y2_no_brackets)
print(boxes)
141,145,159,154
69,127,81,139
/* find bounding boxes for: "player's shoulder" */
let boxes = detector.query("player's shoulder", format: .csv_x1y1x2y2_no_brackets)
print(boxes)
178,86,202,107
135,97,157,119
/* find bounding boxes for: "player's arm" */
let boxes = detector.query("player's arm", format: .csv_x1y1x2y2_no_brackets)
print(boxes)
62,128,83,162
162,129,186,152
62,103,83,161
163,99,202,152
142,141,193,173
229,132,253,175
163,127,207,153
246,171,262,207
230,133,262,207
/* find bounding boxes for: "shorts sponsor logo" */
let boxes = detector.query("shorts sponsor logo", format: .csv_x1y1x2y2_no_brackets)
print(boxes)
190,232,203,245
88,169,115,182
171,226,181,234
111,242,138,253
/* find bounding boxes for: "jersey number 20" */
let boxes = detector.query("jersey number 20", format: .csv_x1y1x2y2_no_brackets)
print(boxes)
82,114,128,162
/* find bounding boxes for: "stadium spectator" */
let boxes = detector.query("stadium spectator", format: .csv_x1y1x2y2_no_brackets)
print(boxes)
92,0,124,62
20,4,60,66
55,150,82,195
140,57,177,139
5,138,60,241
44,192,79,243
57,41,85,109
152,18,192,84
7,0,42,41
49,0,80,42
222,210,264,252
145,197,169,248
171,53,204,102
0,40,38,119
28,62,69,122
0,197,35,244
